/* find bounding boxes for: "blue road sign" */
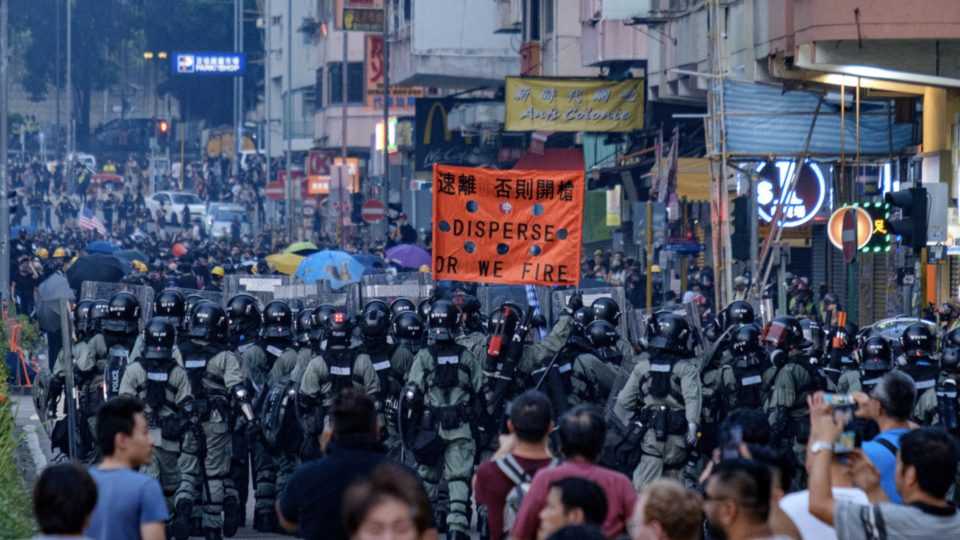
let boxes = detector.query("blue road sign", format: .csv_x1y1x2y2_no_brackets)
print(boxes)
173,53,246,75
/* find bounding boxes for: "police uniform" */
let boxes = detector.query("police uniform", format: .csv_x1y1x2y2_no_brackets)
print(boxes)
763,350,827,473
407,341,485,536
235,340,276,526
119,339,192,511
76,331,138,463
174,339,245,538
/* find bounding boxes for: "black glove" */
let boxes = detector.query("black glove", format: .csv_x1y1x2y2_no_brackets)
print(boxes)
564,292,583,316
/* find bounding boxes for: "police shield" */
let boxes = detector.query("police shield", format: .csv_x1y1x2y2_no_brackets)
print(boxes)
80,281,156,330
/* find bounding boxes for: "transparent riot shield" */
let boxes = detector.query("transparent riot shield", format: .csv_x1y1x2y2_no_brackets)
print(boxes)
79,281,156,329
172,287,224,308
222,275,297,307
551,286,628,338
360,272,434,307
273,281,334,309
476,284,552,318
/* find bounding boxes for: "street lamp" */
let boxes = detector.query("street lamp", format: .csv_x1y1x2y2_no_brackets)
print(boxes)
142,51,168,116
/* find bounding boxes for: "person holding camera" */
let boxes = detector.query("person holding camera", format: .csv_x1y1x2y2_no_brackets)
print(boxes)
852,371,916,503
807,392,960,540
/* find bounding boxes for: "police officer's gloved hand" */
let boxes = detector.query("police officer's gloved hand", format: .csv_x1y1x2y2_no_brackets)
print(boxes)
685,422,698,446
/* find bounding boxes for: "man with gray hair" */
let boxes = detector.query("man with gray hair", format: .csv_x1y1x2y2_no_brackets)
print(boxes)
852,370,916,503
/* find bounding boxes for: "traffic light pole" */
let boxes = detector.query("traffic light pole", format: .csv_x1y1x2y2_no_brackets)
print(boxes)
920,247,928,315
0,0,9,305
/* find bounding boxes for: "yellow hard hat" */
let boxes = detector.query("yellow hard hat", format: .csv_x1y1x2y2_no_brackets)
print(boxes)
53,248,67,258
650,264,662,273
132,260,148,273
211,266,225,277
37,248,49,259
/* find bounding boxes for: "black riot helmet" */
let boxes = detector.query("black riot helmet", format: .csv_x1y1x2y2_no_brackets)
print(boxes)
722,300,755,329
591,297,621,325
327,311,353,346
648,313,694,355
103,292,141,334
900,323,935,358
571,307,595,336
90,299,110,333
361,307,391,341
487,304,521,337
143,317,177,361
939,303,960,325
188,302,229,342
761,316,809,352
262,301,294,339
452,293,483,332
392,311,424,341
799,319,825,353
417,298,433,321
73,300,94,335
585,319,618,348
185,294,205,320
363,300,391,319
311,304,337,340
296,308,315,345
390,298,416,317
860,336,894,374
154,289,186,323
226,294,261,338
427,300,460,341
941,328,960,372
287,298,305,316
731,325,763,356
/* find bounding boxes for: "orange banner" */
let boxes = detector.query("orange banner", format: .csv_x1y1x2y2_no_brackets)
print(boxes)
432,164,584,286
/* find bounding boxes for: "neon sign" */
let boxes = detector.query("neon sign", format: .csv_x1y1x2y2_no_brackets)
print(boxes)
755,160,827,228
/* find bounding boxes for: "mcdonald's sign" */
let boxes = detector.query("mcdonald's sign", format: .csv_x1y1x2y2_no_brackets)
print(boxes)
414,98,498,172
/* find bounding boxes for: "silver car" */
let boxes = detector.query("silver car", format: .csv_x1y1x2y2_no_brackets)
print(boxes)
207,205,252,239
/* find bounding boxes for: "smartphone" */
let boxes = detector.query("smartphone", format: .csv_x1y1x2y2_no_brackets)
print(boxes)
720,424,743,461
824,393,857,425
834,430,856,454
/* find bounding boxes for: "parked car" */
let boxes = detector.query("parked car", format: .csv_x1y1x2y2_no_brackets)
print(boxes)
146,191,206,225
207,205,252,239
204,202,231,231
86,174,124,197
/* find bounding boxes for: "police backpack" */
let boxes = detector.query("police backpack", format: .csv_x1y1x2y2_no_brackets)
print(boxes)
261,376,303,452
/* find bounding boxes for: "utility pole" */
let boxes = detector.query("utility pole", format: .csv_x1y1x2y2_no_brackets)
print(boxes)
382,1,390,206
264,0,272,230
55,0,61,156
0,0,9,304
284,0,294,239
340,28,348,247
66,0,73,194
233,0,242,180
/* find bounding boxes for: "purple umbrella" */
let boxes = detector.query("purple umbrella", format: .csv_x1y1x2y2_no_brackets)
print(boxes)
385,243,431,269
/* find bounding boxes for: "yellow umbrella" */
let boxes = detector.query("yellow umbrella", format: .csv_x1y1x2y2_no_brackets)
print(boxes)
265,253,304,276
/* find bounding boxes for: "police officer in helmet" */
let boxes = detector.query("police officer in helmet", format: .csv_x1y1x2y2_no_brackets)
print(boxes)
404,300,485,539
614,313,702,489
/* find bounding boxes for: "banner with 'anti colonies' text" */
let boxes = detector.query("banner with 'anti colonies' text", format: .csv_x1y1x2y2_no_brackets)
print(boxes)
432,165,584,287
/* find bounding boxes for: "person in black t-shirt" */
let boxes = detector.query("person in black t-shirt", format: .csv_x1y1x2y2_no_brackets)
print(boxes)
11,255,40,316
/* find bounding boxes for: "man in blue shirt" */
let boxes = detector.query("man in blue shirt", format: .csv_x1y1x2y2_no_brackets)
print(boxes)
85,396,168,540
854,371,916,504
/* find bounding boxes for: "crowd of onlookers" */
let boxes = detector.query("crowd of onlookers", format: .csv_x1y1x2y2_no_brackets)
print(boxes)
28,368,960,540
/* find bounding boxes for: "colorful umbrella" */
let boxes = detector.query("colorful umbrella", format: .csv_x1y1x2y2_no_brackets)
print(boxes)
266,253,305,276
385,244,431,269
352,253,386,275
296,250,365,289
284,241,320,256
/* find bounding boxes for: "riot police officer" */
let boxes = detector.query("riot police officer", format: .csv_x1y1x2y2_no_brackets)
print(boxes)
762,315,827,477
46,299,95,420
76,292,141,463
298,311,379,450
939,303,960,332
614,313,701,489
404,300,485,539
728,325,767,410
129,289,187,365
119,318,192,514
393,310,425,355
173,303,249,540
261,301,301,387
453,293,485,360
824,321,858,387
900,323,939,424
838,336,893,394
295,307,317,373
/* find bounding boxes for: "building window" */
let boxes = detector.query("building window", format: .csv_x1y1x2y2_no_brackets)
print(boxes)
404,0,411,21
543,0,554,35
328,62,364,105
526,0,540,41
304,87,316,117
315,69,324,110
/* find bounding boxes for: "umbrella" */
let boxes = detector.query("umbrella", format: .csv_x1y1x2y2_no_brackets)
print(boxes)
37,273,76,333
385,244,432,269
352,253,386,275
84,240,118,254
116,249,149,263
10,225,36,236
66,253,131,292
265,253,304,276
296,250,365,289
172,242,188,257
284,241,320,256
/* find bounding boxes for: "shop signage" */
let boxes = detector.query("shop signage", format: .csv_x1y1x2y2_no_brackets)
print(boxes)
173,53,245,75
505,77,644,132
755,160,827,228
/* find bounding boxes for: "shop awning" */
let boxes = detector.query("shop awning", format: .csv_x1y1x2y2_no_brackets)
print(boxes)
513,148,585,171
722,80,915,157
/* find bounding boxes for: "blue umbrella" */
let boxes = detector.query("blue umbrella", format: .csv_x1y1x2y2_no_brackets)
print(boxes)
352,253,386,275
84,240,118,254
296,250,366,289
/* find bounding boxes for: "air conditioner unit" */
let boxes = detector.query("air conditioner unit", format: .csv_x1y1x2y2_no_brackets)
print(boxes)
602,0,654,20
494,0,521,34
